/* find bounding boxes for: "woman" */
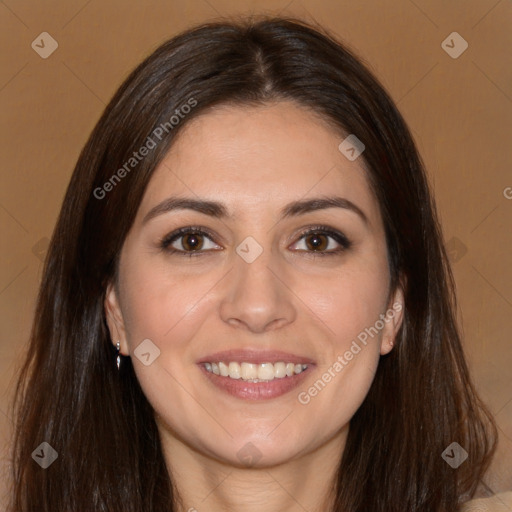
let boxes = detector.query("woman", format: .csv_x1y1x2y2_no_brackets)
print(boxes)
8,16,503,511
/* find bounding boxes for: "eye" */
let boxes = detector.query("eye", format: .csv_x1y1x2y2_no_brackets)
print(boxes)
160,226,222,257
159,224,352,258
290,225,352,257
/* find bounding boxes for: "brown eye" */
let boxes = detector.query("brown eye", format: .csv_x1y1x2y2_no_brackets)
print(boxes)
291,226,352,256
160,227,221,257
180,233,204,251
304,233,329,251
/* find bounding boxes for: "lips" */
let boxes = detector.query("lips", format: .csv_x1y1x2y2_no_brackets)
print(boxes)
197,348,314,366
196,348,315,400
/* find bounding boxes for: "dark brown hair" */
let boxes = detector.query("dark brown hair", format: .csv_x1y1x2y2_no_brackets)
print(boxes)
9,15,497,511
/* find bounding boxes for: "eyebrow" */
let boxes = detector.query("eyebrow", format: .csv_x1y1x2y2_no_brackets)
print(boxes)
142,195,369,226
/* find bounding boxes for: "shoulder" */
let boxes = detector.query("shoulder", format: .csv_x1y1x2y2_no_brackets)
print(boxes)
460,491,512,511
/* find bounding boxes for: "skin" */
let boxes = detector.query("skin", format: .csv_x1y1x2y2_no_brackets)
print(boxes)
105,101,404,512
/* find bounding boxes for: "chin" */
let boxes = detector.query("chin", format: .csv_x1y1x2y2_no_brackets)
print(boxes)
217,433,308,469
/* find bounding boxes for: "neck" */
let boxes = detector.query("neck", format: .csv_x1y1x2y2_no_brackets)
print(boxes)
159,424,348,512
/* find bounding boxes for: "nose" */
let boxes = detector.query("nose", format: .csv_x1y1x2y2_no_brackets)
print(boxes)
219,247,297,333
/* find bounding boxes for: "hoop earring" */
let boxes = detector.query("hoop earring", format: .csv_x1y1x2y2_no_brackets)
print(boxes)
116,341,121,371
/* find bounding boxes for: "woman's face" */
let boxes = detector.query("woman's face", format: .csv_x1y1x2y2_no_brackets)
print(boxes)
106,101,403,468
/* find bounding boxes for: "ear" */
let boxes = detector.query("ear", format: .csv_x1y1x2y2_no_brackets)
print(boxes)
380,279,405,356
104,280,128,355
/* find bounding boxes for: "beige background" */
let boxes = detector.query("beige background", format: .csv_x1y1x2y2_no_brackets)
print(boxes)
1,0,511,506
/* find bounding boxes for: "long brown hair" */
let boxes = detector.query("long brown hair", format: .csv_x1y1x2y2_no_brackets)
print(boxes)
8,15,497,511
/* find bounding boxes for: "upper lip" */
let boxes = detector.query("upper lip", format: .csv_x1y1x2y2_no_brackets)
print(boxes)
197,349,315,365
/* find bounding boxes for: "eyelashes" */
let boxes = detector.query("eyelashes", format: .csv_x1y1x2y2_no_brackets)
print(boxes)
159,226,221,257
159,224,352,259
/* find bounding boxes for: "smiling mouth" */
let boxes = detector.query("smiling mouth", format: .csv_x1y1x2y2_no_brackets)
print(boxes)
197,349,314,399
203,361,308,382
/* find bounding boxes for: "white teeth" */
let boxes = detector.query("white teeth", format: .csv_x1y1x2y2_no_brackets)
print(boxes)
258,363,275,381
219,361,229,377
228,362,241,379
274,362,286,378
241,362,258,380
203,361,309,381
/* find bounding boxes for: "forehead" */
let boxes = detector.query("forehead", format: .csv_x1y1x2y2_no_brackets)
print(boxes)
138,101,382,228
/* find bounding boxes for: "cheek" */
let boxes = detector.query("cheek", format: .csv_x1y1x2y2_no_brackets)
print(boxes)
302,263,390,349
296,270,385,434
118,262,216,416
293,253,389,414
119,256,221,363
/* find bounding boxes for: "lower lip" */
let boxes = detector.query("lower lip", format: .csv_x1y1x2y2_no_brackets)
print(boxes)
198,364,313,401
